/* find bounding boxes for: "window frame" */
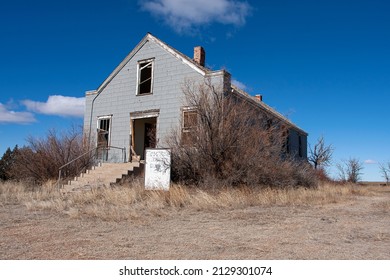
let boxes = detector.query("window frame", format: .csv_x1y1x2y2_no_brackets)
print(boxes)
182,109,198,132
181,107,198,145
136,58,154,96
298,134,303,158
96,115,112,148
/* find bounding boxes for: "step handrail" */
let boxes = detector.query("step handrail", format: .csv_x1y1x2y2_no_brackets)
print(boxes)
98,145,127,163
58,147,98,172
57,145,127,188
57,146,98,188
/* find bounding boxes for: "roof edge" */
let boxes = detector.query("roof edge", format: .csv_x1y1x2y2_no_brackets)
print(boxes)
231,84,308,135
94,33,214,94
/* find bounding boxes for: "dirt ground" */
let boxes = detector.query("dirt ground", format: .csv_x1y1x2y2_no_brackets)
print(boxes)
1,186,389,259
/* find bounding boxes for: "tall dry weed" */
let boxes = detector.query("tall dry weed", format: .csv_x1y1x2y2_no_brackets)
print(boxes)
0,180,26,204
0,180,376,221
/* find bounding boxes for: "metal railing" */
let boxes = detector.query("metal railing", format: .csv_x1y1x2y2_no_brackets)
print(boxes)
57,145,126,188
97,145,127,163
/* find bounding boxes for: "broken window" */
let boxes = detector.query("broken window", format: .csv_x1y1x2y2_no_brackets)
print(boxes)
137,59,153,95
97,117,111,148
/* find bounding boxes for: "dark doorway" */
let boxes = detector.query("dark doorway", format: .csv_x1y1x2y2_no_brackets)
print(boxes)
132,117,157,160
144,122,156,149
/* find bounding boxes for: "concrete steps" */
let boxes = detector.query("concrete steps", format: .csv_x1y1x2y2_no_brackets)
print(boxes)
61,162,140,193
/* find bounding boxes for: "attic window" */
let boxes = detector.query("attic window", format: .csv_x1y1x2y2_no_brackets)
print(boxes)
137,59,154,95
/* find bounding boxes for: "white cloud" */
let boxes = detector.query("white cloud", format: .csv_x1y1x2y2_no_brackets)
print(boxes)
0,103,36,124
22,95,85,118
140,0,252,33
364,159,377,165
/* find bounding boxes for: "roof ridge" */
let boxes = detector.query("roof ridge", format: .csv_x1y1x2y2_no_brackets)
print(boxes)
146,33,211,73
94,33,214,93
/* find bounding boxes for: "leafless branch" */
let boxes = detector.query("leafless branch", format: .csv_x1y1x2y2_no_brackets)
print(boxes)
379,162,390,185
308,135,333,169
167,78,316,188
336,158,364,183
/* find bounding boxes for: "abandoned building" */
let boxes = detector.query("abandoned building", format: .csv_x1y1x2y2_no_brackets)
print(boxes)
83,33,307,163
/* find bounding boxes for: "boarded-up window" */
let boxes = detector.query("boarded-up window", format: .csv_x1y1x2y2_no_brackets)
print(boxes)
183,110,198,131
138,59,153,95
182,110,198,145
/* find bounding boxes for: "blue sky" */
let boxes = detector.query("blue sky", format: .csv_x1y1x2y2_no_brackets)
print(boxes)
1,0,389,181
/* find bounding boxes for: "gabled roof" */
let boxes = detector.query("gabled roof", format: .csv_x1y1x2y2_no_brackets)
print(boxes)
231,85,307,135
88,33,307,135
92,33,213,94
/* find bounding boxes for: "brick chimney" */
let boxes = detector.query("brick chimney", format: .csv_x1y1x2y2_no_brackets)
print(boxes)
194,46,205,67
255,94,263,102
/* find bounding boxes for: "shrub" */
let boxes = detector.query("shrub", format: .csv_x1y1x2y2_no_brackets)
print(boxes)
167,78,317,188
0,146,19,181
9,127,91,184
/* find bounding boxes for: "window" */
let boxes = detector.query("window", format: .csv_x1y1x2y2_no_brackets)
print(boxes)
266,119,273,130
182,109,198,145
298,135,303,158
183,110,198,132
97,116,111,148
137,59,154,95
282,130,290,155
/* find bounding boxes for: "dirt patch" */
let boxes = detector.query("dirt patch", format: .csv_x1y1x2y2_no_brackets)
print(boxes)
0,186,389,259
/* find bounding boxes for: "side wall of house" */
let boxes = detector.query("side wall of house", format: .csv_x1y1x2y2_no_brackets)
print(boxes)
288,129,307,160
83,39,226,160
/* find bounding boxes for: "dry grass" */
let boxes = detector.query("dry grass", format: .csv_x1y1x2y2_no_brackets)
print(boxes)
0,180,373,222
1,180,389,259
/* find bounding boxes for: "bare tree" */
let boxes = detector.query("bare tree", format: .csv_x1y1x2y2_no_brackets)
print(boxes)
167,78,317,188
308,135,333,170
379,162,390,185
10,127,91,184
336,158,364,183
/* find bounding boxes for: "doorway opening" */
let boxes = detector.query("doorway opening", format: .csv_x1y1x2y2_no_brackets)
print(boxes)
131,117,157,160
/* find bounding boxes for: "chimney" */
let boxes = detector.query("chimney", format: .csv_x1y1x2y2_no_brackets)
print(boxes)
194,46,205,67
255,94,263,102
